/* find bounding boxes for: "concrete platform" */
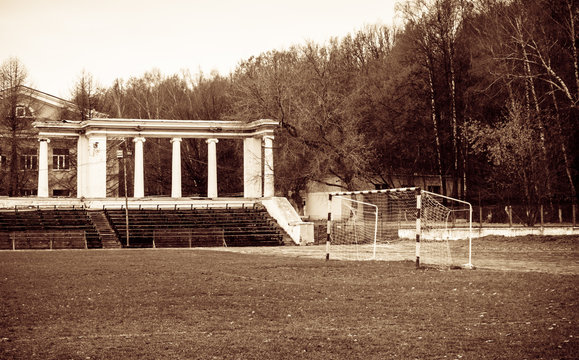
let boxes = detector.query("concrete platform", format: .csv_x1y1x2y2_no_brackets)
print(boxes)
0,196,255,210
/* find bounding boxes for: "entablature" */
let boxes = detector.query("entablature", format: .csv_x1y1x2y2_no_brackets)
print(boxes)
33,118,278,139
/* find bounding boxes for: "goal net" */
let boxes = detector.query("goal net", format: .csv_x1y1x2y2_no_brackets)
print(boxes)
326,188,473,268
326,196,378,261
420,190,473,268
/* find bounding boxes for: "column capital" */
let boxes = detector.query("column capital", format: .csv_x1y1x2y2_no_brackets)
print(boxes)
38,138,51,143
206,138,219,144
170,137,182,144
133,136,146,143
263,135,275,141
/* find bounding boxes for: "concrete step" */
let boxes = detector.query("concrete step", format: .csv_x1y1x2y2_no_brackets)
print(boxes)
88,211,121,249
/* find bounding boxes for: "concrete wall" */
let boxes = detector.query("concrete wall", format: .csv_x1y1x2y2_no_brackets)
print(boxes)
261,197,314,245
398,226,579,240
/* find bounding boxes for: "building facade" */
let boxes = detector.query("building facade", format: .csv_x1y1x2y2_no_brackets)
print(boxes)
0,86,79,197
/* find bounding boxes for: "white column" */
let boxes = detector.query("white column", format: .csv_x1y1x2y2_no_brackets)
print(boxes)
38,138,50,197
171,137,182,198
76,135,88,198
206,138,218,198
263,135,275,197
87,136,107,198
243,137,262,198
133,137,146,198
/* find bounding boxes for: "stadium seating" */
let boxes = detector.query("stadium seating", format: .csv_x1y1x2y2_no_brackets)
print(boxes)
0,204,289,250
104,204,286,248
0,208,101,249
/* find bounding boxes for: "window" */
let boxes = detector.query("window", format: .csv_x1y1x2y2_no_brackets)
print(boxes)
20,152,38,170
21,189,37,196
16,106,26,117
52,148,70,170
53,189,70,197
374,183,390,190
0,155,6,171
15,105,32,118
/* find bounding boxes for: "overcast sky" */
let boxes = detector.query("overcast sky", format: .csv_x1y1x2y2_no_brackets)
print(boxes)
0,0,398,98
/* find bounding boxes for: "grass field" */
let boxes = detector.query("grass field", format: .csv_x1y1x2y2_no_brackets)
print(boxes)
1,235,577,359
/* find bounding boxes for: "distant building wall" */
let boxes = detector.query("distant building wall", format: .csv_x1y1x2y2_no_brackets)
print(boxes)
302,175,454,220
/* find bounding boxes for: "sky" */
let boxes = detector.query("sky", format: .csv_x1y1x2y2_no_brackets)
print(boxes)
0,0,399,98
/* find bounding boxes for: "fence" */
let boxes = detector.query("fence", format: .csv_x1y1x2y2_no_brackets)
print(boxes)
311,203,577,244
0,230,88,250
473,204,577,227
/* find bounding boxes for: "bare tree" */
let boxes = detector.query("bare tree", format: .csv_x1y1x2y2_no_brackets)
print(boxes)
398,0,448,197
71,70,101,120
0,57,34,196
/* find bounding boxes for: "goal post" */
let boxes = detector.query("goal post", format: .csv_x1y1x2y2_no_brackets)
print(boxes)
326,187,473,269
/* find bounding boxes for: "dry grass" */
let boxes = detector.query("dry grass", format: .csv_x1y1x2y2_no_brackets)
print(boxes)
0,236,578,359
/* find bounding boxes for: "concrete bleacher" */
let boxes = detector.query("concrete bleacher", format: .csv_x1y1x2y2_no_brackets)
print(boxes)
0,208,102,249
104,204,287,248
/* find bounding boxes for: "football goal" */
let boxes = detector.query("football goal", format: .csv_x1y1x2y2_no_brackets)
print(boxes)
326,187,473,269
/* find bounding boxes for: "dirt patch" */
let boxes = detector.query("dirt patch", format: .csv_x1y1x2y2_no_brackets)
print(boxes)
466,235,579,275
211,235,579,275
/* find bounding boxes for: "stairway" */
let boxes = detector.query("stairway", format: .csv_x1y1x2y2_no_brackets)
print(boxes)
88,211,121,248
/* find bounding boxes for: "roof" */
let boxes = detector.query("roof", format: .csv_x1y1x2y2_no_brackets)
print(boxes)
0,85,75,109
0,85,108,118
33,118,279,139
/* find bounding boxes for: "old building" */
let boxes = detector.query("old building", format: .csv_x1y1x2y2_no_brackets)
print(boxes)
0,86,80,197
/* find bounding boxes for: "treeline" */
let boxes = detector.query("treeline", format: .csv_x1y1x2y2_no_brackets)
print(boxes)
3,0,577,220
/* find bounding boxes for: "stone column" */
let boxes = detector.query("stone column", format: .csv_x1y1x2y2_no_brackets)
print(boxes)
87,136,107,198
76,135,88,198
171,137,182,198
243,137,262,198
263,135,274,197
38,138,50,197
133,137,146,198
206,138,219,198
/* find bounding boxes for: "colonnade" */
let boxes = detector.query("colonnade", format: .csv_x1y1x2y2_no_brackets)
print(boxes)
37,135,275,199
34,118,278,199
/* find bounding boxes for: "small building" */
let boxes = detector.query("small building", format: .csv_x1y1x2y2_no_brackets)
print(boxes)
302,174,454,220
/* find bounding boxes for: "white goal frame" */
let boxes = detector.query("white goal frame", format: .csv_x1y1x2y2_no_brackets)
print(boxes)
420,190,473,268
326,187,473,269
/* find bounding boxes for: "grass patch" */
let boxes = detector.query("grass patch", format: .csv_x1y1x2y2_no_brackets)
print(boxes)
0,246,577,359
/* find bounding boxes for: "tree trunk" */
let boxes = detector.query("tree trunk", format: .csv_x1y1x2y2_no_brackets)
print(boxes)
550,83,577,203
448,39,459,199
517,17,554,207
567,0,579,102
9,129,18,197
427,57,446,197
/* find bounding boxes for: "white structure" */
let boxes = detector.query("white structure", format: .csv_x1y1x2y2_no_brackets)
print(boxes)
170,137,182,198
263,135,275,197
133,137,146,198
31,117,316,246
37,139,50,197
33,118,279,199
